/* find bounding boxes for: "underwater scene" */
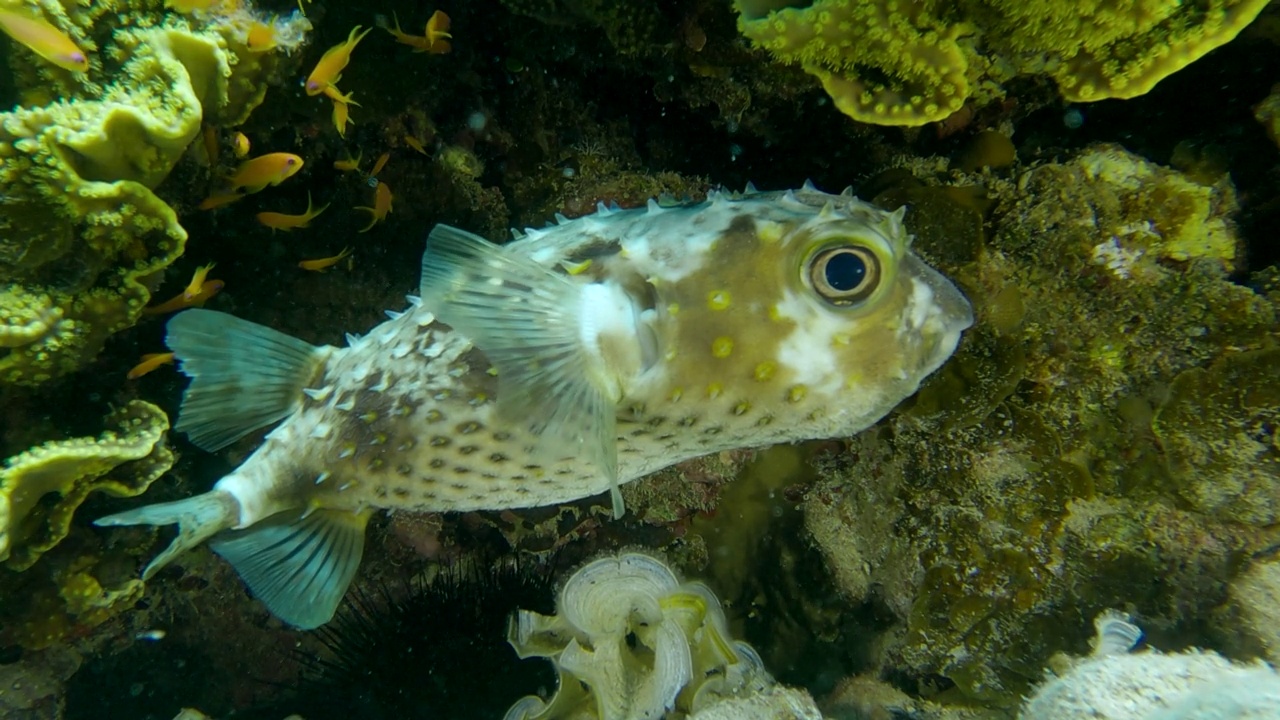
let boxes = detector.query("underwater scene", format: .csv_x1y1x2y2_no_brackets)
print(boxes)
2,0,1280,718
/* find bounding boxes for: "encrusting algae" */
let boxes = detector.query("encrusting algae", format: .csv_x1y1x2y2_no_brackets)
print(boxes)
96,184,974,629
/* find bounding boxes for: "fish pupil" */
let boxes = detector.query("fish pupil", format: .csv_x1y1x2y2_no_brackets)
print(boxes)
824,250,866,291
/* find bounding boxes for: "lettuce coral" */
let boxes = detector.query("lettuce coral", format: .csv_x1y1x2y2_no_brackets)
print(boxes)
0,1,308,386
734,0,1272,126
0,400,173,571
506,551,810,720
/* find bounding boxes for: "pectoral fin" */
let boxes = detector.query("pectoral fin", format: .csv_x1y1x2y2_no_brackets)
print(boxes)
418,225,623,517
208,507,371,629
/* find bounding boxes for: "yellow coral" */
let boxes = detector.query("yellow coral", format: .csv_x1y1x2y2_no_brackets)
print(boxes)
0,400,174,570
0,4,309,386
735,0,968,125
735,0,1271,126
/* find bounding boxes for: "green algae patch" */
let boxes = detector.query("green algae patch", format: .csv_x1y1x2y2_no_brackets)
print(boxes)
1153,349,1280,526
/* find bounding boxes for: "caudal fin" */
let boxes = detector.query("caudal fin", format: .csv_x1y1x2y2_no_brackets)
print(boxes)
95,490,239,578
166,309,327,451
98,491,370,629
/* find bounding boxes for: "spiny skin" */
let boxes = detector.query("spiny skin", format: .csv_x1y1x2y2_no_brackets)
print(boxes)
222,187,973,525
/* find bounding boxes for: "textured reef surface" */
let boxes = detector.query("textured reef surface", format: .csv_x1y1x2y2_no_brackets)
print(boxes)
1,0,1279,719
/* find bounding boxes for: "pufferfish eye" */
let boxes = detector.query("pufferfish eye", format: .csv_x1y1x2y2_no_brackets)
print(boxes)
809,245,880,304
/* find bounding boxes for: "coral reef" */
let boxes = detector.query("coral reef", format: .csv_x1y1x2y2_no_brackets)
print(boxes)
0,399,173,571
734,0,1272,125
802,144,1280,706
0,1,308,386
0,0,1273,715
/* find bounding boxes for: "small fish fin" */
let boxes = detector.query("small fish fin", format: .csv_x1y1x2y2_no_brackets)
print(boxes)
208,507,371,628
95,490,240,579
167,309,326,452
418,225,622,517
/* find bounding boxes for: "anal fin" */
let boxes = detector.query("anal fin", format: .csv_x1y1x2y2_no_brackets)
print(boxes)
208,507,371,629
166,309,327,451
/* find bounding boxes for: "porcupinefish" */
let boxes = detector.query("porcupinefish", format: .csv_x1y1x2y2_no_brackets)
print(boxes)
97,184,973,628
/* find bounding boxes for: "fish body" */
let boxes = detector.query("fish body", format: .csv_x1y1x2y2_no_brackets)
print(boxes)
231,131,251,158
245,19,277,52
387,10,451,54
356,181,392,231
227,152,303,193
98,185,973,628
0,9,88,72
143,279,224,315
333,151,362,172
305,25,371,96
184,262,216,300
198,191,244,210
299,246,352,271
257,191,329,231
127,352,176,379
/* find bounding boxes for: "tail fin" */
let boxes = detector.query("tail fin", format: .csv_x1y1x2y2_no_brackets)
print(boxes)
95,490,239,578
97,492,369,628
166,309,327,452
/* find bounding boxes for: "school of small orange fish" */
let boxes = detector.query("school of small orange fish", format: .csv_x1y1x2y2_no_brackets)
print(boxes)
0,0,450,379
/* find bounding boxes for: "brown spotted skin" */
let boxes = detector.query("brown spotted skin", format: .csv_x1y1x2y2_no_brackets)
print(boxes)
218,187,973,521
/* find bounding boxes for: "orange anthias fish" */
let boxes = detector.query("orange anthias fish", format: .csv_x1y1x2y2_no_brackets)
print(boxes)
200,192,245,210
145,279,224,315
298,247,352,271
333,150,362,172
0,9,89,72
305,25,372,96
246,19,277,52
257,192,330,231
387,10,451,54
184,263,216,300
227,152,304,193
231,131,251,158
369,151,390,177
128,352,176,380
403,135,428,155
202,124,219,167
356,181,393,232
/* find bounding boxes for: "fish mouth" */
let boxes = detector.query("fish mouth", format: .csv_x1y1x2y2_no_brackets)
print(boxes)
906,255,975,377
